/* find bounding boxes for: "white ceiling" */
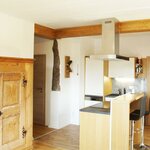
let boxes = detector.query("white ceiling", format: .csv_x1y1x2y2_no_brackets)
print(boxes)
0,0,150,28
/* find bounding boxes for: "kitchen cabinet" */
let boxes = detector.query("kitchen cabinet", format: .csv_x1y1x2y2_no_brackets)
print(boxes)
85,57,112,97
0,57,33,150
108,58,136,78
80,112,110,150
80,93,144,150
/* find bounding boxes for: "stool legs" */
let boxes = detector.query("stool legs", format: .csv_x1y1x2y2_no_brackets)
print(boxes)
130,120,135,150
139,116,150,149
140,116,145,147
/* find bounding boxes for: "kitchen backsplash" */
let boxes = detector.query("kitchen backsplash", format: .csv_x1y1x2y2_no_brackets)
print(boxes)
112,78,147,94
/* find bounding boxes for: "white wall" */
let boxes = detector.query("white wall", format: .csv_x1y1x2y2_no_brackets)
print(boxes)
34,36,96,128
34,32,150,129
55,37,98,127
0,12,34,58
120,32,150,57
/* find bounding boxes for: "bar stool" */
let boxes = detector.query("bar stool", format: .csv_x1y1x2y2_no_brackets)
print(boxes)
138,103,150,150
130,96,146,150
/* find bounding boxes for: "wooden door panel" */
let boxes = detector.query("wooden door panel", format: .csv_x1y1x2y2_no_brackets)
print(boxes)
3,115,19,144
3,73,21,80
3,80,20,107
0,73,26,150
3,105,20,118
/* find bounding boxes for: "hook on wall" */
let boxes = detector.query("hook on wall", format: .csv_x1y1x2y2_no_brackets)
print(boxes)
65,56,72,78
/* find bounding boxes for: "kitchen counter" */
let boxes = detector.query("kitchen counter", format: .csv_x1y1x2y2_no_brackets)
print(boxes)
80,101,110,114
113,92,144,103
80,92,144,150
80,93,143,115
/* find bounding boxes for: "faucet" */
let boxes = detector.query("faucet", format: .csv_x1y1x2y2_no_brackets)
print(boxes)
123,88,126,94
118,89,122,95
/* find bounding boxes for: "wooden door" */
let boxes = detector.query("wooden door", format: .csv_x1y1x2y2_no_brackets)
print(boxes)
33,55,46,125
0,73,26,150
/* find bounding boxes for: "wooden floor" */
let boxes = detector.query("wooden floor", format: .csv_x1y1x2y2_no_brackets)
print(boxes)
33,125,79,150
144,126,150,145
33,124,55,139
33,125,150,150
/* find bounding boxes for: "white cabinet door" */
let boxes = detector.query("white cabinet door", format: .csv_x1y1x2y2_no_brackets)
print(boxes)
109,58,135,78
85,58,104,96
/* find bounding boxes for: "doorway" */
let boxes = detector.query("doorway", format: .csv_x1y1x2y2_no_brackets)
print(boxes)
33,54,55,139
33,37,55,139
33,54,47,138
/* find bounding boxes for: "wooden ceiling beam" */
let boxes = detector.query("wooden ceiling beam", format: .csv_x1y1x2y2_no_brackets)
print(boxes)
34,24,55,39
35,19,150,39
119,19,150,33
55,25,102,38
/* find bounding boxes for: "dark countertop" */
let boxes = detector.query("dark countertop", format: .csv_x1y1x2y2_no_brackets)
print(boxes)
80,101,110,115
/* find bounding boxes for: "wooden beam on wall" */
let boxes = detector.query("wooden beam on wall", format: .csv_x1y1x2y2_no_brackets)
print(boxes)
34,24,55,39
119,19,150,33
35,19,150,39
55,25,102,38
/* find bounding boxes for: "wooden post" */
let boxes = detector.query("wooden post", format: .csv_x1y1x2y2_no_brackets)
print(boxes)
52,39,61,91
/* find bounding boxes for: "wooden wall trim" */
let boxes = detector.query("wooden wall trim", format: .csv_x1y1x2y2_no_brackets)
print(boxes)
35,19,150,39
119,19,150,33
0,57,34,63
55,25,102,38
34,24,55,39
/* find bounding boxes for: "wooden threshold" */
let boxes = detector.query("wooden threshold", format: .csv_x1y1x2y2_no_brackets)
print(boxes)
33,124,55,139
35,19,150,39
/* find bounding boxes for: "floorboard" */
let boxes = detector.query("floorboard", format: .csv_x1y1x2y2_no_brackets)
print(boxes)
144,126,150,145
33,125,150,150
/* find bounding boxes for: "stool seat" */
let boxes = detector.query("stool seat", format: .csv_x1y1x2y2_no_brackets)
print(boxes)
145,111,150,116
130,110,150,121
129,96,147,150
130,110,141,121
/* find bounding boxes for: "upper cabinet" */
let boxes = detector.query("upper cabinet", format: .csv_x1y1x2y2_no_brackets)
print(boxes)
85,57,112,97
108,58,136,78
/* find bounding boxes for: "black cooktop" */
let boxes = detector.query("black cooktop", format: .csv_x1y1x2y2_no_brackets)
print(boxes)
105,93,120,98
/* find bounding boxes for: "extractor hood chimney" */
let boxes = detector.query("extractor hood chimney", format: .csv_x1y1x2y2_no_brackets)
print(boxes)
90,18,129,61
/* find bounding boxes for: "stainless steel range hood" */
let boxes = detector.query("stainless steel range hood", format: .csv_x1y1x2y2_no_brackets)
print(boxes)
90,18,129,61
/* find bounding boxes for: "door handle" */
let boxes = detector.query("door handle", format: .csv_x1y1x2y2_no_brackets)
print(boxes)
0,111,3,116
36,87,43,93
